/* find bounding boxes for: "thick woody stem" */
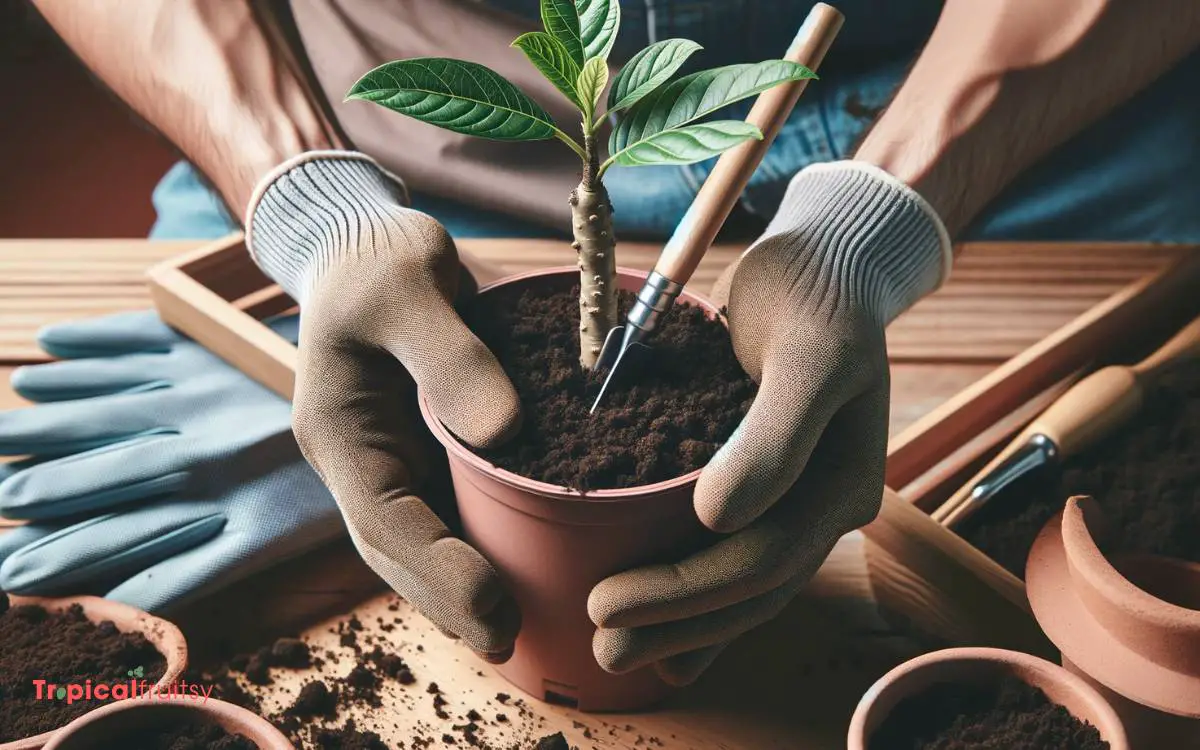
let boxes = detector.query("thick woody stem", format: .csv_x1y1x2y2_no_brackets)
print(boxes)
571,134,617,370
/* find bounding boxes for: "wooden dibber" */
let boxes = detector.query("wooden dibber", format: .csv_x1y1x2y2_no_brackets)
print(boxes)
934,312,1200,528
590,3,844,412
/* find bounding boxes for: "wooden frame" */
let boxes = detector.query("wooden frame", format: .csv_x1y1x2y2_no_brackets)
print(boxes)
146,236,1200,653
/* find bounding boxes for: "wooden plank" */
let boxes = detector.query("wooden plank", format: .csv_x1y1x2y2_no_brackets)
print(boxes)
0,240,203,362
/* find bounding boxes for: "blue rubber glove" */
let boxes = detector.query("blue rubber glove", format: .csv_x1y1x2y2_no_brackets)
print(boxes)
0,311,342,612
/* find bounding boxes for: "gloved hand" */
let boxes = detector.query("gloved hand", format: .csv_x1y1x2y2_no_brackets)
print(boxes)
0,311,342,612
587,162,952,685
246,151,523,660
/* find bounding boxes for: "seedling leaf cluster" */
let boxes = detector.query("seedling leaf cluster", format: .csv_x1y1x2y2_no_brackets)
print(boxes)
347,0,815,368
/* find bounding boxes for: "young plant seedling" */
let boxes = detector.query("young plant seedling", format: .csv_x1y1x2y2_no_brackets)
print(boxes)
347,0,816,369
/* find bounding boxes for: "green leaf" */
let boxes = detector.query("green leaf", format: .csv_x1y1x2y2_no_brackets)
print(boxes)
576,57,609,122
540,0,584,66
512,32,582,108
609,60,816,158
607,39,702,114
346,58,557,141
576,0,620,61
610,120,762,167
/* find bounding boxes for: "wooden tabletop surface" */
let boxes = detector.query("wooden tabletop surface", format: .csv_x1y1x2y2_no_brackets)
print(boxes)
0,239,1184,748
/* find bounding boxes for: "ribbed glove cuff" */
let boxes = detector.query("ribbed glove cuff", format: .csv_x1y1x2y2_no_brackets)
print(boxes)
245,151,410,304
760,161,952,325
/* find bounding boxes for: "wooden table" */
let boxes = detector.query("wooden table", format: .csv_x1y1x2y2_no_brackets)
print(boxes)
0,239,1177,748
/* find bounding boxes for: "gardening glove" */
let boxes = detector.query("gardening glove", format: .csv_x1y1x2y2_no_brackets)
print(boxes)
246,151,523,660
588,162,952,685
0,311,342,612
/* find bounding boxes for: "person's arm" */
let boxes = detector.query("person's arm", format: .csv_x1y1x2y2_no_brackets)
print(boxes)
855,0,1200,238
31,0,341,216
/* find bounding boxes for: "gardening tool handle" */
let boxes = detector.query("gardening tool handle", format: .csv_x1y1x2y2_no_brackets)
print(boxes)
653,2,845,284
1131,312,1200,381
938,314,1200,527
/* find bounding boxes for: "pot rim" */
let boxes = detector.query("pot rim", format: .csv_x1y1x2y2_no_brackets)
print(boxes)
1026,498,1200,717
847,646,1129,750
0,595,188,750
418,265,725,502
42,697,293,750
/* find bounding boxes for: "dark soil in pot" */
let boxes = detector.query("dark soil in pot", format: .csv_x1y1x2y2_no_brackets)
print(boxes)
0,593,167,742
959,359,1200,577
868,676,1109,750
102,720,258,750
462,280,756,490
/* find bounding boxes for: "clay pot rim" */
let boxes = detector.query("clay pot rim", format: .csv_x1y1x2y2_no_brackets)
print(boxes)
846,646,1129,750
42,697,293,750
0,595,188,750
419,265,725,502
1026,498,1200,717
1062,496,1200,626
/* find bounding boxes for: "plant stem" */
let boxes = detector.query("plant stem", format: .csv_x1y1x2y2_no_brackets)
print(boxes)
572,133,618,370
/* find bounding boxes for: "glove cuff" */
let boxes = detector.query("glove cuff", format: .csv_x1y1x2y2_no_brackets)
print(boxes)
760,160,952,325
245,151,411,304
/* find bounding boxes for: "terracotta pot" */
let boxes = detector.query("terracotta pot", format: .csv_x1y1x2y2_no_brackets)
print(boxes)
43,698,292,749
418,266,717,711
0,595,188,750
847,647,1128,750
1026,495,1200,749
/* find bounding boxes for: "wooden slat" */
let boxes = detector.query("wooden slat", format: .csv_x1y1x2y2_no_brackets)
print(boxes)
0,240,203,362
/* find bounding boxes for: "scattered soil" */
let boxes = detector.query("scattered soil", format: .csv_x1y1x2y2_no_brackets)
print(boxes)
115,719,258,750
0,594,167,742
868,676,1109,750
186,614,580,750
960,359,1200,577
464,280,756,490
534,733,570,750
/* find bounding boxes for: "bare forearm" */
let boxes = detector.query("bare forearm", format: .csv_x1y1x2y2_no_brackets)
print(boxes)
31,0,341,216
855,0,1200,238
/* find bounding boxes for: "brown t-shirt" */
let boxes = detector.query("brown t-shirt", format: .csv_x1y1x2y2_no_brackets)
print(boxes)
288,0,586,230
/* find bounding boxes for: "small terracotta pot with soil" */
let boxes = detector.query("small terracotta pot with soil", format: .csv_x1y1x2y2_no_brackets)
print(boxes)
418,267,755,711
1027,496,1200,749
0,594,187,750
847,647,1127,750
43,698,293,750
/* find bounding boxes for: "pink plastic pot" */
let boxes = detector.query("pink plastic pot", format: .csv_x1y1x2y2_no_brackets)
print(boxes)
418,267,717,711
43,698,293,749
847,647,1129,750
1026,496,1200,749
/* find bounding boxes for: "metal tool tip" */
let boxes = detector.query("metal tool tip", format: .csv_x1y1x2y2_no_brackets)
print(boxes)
589,367,618,414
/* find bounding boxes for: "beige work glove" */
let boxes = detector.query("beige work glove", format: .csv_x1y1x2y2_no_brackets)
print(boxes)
588,162,952,685
246,151,523,660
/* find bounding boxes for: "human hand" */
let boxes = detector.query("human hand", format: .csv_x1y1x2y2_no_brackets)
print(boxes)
587,162,951,685
246,152,523,660
0,311,341,612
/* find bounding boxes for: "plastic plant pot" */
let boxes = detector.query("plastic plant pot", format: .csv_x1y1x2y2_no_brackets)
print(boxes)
418,266,718,712
43,698,293,749
0,595,188,750
847,646,1128,750
1026,495,1200,749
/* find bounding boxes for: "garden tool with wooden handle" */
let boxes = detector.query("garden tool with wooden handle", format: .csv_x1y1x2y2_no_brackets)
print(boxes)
590,2,845,413
935,312,1200,528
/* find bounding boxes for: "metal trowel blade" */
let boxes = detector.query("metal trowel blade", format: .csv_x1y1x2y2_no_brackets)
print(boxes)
590,326,653,413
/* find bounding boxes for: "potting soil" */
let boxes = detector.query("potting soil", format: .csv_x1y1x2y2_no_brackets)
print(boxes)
465,282,756,490
189,615,579,749
109,719,258,750
867,676,1109,750
0,594,167,742
960,358,1200,577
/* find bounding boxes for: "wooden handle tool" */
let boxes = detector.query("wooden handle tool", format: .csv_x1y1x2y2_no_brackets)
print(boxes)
591,3,844,413
935,312,1200,528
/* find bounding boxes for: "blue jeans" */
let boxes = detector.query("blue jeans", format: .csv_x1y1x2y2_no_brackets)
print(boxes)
151,52,1200,244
